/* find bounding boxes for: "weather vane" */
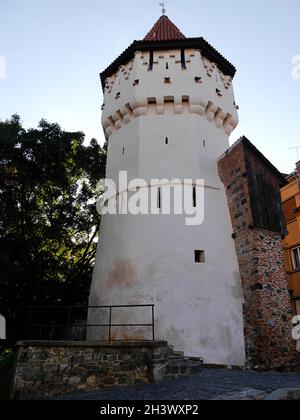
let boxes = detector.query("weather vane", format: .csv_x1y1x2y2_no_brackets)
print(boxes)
289,146,300,162
159,1,166,16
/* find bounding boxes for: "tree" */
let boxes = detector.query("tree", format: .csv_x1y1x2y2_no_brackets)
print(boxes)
0,115,106,339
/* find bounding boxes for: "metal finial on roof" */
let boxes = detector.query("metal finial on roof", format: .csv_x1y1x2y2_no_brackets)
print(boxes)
159,2,166,16
289,146,300,162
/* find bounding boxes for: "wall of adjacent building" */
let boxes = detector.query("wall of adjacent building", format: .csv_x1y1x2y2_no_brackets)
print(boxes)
281,173,300,305
218,139,298,370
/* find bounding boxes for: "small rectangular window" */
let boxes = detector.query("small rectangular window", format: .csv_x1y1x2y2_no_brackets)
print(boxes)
165,137,169,145
195,250,205,264
292,247,300,271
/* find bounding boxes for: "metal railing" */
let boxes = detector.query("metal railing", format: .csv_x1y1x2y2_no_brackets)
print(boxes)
24,305,155,342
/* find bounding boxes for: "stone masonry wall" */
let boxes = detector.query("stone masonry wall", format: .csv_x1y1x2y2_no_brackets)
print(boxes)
218,138,297,370
235,229,297,370
11,341,169,400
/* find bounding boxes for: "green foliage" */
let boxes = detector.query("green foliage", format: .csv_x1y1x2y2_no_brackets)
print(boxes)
0,115,106,338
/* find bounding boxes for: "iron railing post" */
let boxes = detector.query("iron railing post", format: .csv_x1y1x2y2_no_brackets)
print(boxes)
152,305,155,342
108,306,112,341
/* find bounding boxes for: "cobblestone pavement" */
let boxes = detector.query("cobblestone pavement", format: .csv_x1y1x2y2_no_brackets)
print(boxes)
56,369,300,400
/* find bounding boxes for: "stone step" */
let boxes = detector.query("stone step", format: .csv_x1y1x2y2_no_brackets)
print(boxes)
173,351,185,357
163,346,204,381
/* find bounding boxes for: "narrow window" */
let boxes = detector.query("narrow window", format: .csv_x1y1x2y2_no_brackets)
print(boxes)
165,137,169,145
181,49,186,70
193,185,197,208
149,50,154,71
195,250,205,264
203,140,206,148
292,247,300,271
122,147,125,155
157,187,162,209
166,62,169,70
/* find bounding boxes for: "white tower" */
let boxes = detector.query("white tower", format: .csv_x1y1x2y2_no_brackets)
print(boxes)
89,15,246,366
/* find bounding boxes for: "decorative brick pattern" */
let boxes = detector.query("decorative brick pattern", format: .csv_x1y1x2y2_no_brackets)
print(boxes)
218,137,298,370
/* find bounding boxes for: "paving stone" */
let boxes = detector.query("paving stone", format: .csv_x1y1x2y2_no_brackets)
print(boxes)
53,369,300,400
213,388,268,400
264,388,300,400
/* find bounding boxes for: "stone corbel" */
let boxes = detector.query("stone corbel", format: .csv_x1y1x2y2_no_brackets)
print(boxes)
214,108,227,129
205,102,218,122
174,97,183,114
223,114,238,135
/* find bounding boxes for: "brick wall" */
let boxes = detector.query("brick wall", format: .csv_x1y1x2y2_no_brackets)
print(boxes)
218,137,298,370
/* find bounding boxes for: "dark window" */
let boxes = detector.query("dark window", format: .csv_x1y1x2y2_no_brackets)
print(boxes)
181,49,186,70
193,186,197,208
158,187,162,209
148,51,154,71
292,247,300,271
195,251,205,264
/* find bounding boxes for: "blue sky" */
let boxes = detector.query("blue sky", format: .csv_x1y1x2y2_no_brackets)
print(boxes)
0,0,299,173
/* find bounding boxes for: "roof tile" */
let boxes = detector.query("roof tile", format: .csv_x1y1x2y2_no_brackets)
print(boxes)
144,15,186,42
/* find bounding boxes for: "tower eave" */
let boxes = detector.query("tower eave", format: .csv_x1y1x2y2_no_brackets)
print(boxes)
100,38,237,91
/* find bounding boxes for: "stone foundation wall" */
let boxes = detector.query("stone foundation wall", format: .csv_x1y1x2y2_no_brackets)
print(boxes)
11,341,169,400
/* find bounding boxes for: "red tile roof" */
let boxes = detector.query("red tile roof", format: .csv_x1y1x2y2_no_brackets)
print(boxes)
144,15,186,42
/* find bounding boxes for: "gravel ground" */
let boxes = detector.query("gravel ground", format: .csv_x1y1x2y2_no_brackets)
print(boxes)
54,369,300,400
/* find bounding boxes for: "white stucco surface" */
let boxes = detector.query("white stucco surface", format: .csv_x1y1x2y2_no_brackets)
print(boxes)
89,47,246,366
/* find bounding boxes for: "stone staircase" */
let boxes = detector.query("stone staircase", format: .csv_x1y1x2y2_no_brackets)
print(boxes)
164,346,203,380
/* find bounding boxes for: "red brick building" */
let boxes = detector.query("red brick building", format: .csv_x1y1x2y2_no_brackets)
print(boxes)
218,136,297,370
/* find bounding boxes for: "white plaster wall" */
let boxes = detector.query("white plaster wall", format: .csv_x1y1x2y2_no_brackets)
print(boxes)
0,315,6,340
90,48,246,366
